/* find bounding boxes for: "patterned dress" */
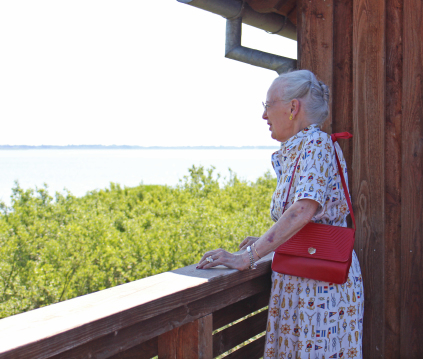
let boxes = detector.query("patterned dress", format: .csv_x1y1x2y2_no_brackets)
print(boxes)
263,124,364,359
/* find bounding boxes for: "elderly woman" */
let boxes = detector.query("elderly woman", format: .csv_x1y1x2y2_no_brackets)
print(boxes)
197,69,364,358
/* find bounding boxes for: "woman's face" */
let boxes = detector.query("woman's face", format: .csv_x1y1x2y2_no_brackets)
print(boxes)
262,83,294,142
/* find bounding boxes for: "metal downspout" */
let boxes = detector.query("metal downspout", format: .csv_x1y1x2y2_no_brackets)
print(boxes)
225,17,297,74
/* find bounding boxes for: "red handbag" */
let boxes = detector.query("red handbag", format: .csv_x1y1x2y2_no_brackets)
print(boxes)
271,132,356,284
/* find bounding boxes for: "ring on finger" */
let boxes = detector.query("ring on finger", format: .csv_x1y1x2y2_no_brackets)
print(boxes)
206,256,214,263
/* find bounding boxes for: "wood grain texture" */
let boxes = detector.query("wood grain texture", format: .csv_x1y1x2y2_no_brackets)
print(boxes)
0,254,272,359
158,314,213,359
213,290,270,330
384,0,403,357
297,0,334,134
401,0,423,356
223,335,266,359
332,0,353,185
46,275,271,359
108,338,158,359
213,310,268,357
352,0,386,357
287,7,297,26
246,0,297,17
198,314,213,359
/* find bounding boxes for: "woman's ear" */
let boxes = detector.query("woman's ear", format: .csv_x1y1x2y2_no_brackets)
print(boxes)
291,99,300,117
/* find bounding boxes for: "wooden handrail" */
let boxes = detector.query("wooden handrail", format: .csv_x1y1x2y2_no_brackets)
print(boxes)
0,253,273,359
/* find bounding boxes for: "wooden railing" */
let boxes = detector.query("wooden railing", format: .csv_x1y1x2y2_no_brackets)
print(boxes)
0,254,272,359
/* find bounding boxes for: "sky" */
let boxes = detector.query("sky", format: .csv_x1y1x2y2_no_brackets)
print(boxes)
0,0,297,147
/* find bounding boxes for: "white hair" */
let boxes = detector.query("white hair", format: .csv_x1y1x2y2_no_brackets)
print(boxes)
273,69,330,125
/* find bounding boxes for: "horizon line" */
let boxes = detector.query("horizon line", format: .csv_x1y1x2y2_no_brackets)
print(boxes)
0,144,280,150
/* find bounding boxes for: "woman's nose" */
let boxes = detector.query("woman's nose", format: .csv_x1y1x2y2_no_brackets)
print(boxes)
262,110,268,120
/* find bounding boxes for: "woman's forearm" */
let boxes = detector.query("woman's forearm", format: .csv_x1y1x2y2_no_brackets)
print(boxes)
251,199,319,260
197,199,320,271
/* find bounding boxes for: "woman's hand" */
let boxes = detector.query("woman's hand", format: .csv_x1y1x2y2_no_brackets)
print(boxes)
197,248,250,271
239,236,260,250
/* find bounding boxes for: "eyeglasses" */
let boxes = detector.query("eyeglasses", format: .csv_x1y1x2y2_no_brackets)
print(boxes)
262,99,284,111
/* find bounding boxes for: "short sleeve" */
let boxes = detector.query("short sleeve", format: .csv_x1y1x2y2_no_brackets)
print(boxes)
293,133,333,207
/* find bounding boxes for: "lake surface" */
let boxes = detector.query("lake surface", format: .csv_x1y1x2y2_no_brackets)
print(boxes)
0,149,278,205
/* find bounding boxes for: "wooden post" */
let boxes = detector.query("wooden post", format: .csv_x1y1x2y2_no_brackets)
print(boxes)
384,0,403,357
401,0,423,356
353,0,386,357
332,0,354,178
297,0,334,134
158,314,213,359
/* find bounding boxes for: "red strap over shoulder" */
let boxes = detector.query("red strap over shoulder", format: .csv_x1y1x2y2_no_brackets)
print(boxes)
282,132,355,230
331,132,356,230
331,132,353,142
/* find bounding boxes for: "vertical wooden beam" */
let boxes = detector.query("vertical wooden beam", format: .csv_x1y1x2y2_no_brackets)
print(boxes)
158,314,213,359
401,0,423,356
332,0,354,187
297,0,334,134
352,0,386,357
384,0,403,358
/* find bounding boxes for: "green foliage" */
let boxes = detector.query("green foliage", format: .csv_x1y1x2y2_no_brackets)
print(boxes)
0,167,276,319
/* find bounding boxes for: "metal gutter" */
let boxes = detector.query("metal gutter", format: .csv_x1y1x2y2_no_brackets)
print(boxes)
177,0,297,40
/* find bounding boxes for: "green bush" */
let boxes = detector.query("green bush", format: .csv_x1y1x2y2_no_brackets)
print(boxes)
0,166,276,319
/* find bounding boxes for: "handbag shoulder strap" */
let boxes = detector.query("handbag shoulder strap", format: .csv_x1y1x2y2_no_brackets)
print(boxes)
331,132,356,230
281,132,356,230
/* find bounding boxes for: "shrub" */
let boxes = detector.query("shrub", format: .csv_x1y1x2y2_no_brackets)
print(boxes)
0,167,276,318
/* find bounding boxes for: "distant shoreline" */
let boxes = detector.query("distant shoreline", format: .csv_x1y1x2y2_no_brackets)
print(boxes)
0,145,279,150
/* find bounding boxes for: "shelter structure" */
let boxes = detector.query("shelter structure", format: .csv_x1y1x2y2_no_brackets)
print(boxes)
179,0,423,357
0,0,421,358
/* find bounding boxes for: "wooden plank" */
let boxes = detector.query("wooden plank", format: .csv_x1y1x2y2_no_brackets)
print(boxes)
297,0,334,134
213,290,270,330
401,0,423,356
352,0,386,357
47,275,271,359
224,335,266,359
246,0,297,17
384,0,403,358
0,255,272,359
287,7,297,26
332,0,353,178
198,315,213,359
213,310,268,357
0,272,204,358
108,338,158,359
158,314,212,359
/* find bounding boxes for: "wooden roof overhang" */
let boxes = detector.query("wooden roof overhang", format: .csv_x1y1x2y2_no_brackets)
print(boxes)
178,0,297,40
245,0,298,25
178,0,299,73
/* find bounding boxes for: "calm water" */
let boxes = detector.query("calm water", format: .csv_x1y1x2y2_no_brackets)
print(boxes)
0,149,278,205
